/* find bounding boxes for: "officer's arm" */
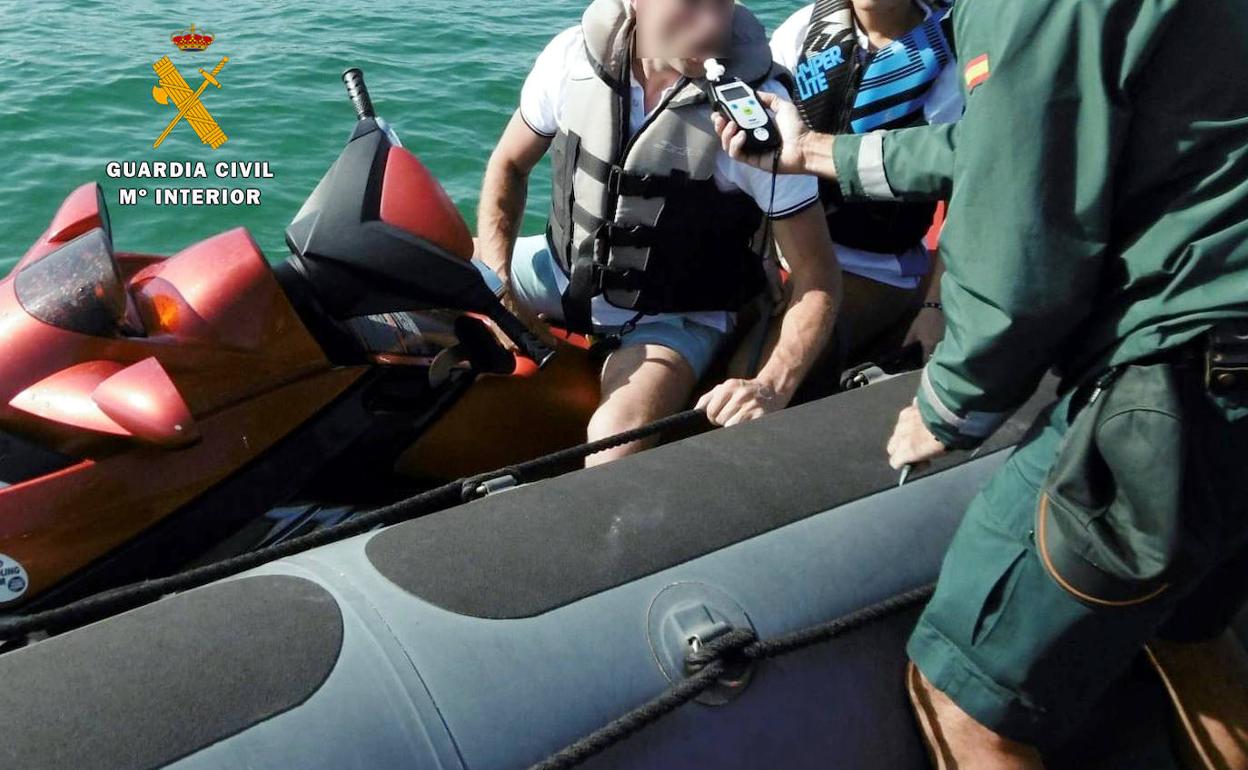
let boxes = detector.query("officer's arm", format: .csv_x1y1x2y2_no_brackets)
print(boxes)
826,122,957,202
726,94,957,201
476,110,552,282
915,0,1164,448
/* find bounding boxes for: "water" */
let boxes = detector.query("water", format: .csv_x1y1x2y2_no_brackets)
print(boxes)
0,0,796,273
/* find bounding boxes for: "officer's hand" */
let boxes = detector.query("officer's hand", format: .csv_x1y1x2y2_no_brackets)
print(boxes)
696,378,786,427
886,401,949,470
713,91,810,175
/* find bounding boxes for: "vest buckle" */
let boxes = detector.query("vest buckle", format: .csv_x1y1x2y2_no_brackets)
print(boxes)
606,167,684,199
596,221,648,249
605,166,649,197
592,226,611,270
605,165,626,196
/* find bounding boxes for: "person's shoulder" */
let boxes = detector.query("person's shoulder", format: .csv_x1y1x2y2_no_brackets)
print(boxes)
535,25,586,67
769,4,814,70
548,24,584,50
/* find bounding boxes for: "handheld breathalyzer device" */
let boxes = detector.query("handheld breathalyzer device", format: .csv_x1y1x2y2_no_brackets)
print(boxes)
704,58,781,154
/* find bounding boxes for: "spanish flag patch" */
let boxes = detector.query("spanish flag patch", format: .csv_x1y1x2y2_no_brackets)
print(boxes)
964,54,991,91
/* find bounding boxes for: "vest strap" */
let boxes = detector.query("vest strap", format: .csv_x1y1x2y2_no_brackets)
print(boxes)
559,206,658,333
561,258,598,334
569,203,655,249
575,146,695,199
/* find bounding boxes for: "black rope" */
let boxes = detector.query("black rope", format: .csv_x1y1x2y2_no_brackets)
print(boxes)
0,408,710,643
529,583,936,770
497,407,709,480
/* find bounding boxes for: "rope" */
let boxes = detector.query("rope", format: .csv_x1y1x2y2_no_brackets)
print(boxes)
6,400,935,770
0,408,710,643
529,583,936,770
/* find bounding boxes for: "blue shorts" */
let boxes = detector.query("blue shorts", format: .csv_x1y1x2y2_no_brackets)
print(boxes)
473,235,728,378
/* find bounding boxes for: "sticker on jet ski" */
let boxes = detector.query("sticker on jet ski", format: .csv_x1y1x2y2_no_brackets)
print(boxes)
0,554,29,602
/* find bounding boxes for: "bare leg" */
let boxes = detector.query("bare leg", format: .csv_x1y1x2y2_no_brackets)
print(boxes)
585,343,697,467
907,662,1046,770
1147,633,1248,770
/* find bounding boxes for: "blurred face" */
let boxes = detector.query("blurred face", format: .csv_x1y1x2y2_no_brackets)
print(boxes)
633,0,735,78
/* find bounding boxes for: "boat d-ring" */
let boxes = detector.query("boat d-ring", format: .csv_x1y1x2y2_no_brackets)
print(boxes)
646,581,756,705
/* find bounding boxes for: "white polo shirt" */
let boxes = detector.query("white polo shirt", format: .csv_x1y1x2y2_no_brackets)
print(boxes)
520,25,820,331
771,1,964,289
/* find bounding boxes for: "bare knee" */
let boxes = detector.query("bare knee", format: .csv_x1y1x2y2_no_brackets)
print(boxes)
584,344,696,466
587,398,648,439
584,391,669,466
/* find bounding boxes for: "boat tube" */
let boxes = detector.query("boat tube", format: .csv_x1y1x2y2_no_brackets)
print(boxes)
0,371,1242,769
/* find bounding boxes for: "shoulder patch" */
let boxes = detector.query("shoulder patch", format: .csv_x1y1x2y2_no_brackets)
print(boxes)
964,53,991,92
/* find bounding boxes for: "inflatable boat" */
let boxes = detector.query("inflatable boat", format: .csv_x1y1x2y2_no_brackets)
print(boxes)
1,367,1242,770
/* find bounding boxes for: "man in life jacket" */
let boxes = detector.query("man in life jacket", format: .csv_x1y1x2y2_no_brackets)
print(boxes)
770,0,961,366
476,0,840,464
716,0,1248,766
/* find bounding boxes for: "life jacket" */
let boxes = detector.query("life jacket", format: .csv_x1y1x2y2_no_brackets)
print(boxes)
790,0,954,255
546,0,777,332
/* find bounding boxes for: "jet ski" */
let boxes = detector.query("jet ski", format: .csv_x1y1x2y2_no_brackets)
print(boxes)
0,365,1242,770
0,70,632,614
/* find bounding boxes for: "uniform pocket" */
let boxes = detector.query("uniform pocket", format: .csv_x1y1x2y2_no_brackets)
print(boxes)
1038,364,1185,607
972,545,1030,646
933,508,1033,650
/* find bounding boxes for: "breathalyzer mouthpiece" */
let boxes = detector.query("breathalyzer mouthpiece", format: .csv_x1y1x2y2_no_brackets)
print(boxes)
704,58,726,82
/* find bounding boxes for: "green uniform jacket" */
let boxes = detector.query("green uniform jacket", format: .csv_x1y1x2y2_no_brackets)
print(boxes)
833,0,1248,449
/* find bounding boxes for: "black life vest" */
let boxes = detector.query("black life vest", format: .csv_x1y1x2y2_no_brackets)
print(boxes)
792,0,954,255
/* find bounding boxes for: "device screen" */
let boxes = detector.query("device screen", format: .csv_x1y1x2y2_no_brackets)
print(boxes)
719,85,751,101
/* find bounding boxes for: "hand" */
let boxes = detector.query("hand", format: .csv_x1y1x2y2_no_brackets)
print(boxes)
886,401,949,470
902,306,946,362
497,281,558,352
712,91,812,175
696,378,787,427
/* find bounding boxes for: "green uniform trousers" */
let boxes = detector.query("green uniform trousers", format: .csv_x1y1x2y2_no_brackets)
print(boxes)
907,366,1248,747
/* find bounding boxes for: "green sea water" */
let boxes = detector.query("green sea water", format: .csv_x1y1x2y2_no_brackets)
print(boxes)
0,0,796,274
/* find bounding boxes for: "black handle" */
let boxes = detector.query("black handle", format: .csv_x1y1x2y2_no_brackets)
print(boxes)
487,305,557,369
341,68,375,121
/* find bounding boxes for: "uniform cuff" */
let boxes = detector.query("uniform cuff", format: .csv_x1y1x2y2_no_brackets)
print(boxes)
833,131,897,202
916,366,1010,450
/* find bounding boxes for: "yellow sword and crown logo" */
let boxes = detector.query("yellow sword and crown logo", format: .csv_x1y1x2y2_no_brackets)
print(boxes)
151,49,229,149
170,23,215,52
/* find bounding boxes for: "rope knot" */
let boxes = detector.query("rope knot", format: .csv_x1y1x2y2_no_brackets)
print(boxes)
683,626,758,674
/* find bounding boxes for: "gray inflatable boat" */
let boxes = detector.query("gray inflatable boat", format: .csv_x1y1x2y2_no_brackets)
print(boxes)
0,371,1243,769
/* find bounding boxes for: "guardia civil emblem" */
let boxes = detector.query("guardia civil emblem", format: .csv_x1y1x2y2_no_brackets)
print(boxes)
151,24,230,149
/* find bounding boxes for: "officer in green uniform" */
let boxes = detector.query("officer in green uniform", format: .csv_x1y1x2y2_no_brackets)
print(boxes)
717,0,1248,764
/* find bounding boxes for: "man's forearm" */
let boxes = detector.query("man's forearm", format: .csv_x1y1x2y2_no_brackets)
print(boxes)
756,266,841,403
476,155,531,281
797,131,840,182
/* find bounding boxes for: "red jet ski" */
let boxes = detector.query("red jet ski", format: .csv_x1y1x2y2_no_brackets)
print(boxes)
0,70,614,613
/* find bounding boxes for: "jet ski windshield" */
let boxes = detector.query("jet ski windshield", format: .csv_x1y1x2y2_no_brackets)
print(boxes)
14,227,129,338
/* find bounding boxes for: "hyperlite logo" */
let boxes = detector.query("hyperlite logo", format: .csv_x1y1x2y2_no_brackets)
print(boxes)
0,554,29,602
796,46,847,101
